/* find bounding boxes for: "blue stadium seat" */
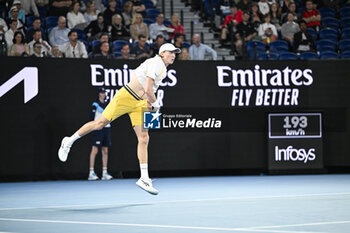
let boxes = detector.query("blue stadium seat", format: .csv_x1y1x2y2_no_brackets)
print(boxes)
143,0,155,8
143,18,155,26
320,51,339,59
257,52,279,60
279,52,299,60
319,8,336,18
298,7,306,14
114,51,122,57
27,16,44,28
269,40,289,54
299,52,319,60
306,28,318,41
183,42,191,48
45,16,58,29
339,39,350,52
322,17,339,30
146,8,160,19
341,28,350,39
316,39,336,52
204,0,219,18
340,50,350,58
246,41,266,59
91,40,101,49
339,7,350,18
163,19,171,27
319,28,338,41
341,17,350,28
74,28,86,41
112,40,128,52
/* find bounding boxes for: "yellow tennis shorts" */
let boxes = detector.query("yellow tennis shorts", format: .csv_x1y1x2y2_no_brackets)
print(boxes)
102,85,147,126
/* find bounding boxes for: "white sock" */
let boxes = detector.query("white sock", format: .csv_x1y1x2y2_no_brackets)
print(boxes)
103,167,107,174
140,163,149,180
69,132,81,145
89,168,94,174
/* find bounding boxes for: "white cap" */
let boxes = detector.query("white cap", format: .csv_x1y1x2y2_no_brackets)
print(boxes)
13,0,21,5
158,43,181,54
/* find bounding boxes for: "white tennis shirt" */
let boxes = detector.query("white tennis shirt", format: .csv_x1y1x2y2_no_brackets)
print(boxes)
133,55,167,92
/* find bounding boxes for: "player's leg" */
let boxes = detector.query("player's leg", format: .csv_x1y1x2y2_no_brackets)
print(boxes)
101,146,113,180
133,125,158,195
58,115,110,162
88,146,99,180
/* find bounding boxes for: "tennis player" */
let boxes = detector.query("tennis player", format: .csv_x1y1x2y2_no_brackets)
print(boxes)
58,43,180,195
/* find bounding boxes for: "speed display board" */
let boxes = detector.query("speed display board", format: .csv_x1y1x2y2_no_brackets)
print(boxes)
268,113,323,171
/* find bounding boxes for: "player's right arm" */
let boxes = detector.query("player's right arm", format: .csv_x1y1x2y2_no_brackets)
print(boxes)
144,77,157,104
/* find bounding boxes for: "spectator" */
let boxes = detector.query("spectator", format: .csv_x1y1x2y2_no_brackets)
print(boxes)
8,0,26,24
35,0,50,17
103,0,118,26
168,13,184,40
149,13,169,41
26,17,46,43
237,0,252,12
215,0,235,29
270,3,281,31
130,13,148,41
258,0,269,16
93,41,113,58
281,2,299,23
8,31,30,56
92,32,112,55
110,13,129,41
220,5,242,46
67,1,86,29
84,1,100,25
121,1,133,29
294,20,315,53
84,13,108,41
178,47,190,60
280,0,292,14
49,16,70,47
173,32,185,49
258,14,277,44
116,43,135,59
49,0,72,17
249,2,261,31
302,0,321,31
281,12,299,47
21,0,40,17
235,11,257,57
130,0,145,17
51,45,65,57
28,29,51,55
61,29,88,57
150,34,164,56
189,33,217,60
7,6,25,33
5,20,17,49
93,0,105,13
30,41,48,57
0,17,8,35
130,34,150,59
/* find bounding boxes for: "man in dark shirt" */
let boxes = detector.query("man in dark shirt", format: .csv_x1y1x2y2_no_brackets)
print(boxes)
49,0,72,17
235,11,256,57
92,32,112,55
103,0,119,26
130,34,150,59
294,20,315,53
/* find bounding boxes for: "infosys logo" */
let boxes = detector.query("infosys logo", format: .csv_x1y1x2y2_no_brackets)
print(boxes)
275,146,316,163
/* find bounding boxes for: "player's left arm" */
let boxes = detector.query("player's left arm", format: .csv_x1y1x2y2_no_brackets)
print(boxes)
145,77,157,106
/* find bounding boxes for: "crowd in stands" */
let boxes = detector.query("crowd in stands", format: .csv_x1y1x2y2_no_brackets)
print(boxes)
0,0,349,60
210,0,350,59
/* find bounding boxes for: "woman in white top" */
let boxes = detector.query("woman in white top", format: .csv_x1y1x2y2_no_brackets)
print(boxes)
67,1,87,29
84,1,100,25
258,14,278,44
58,43,181,196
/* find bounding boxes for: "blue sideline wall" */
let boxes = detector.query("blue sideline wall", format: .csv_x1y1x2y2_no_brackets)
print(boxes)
0,57,349,180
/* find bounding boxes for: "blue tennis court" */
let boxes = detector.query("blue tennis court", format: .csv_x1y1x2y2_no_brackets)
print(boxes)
1,174,350,233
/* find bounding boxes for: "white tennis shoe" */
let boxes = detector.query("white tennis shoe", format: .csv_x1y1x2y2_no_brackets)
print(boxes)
58,137,71,162
136,178,159,195
102,172,113,180
88,172,99,180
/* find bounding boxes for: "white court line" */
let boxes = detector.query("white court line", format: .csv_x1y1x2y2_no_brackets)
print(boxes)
0,218,325,233
248,220,350,229
0,192,350,211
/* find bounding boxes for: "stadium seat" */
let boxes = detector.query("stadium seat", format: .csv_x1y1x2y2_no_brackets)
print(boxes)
45,16,58,29
257,52,279,60
339,39,350,52
91,40,101,49
114,51,122,57
204,0,219,18
163,19,171,27
316,39,336,52
183,42,191,48
339,7,350,18
306,28,318,41
112,40,128,51
269,40,289,54
341,17,350,28
322,17,339,30
143,18,155,26
341,28,350,39
320,51,339,59
318,8,336,18
279,52,299,60
27,16,44,28
340,50,350,58
246,41,266,59
146,8,160,19
319,28,338,41
298,7,306,14
74,28,86,41
143,0,155,8
299,52,319,60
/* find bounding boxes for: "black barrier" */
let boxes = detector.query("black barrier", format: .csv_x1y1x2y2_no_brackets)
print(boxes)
0,57,349,180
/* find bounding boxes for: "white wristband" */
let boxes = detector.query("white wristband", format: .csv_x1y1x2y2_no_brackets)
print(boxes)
151,101,160,109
